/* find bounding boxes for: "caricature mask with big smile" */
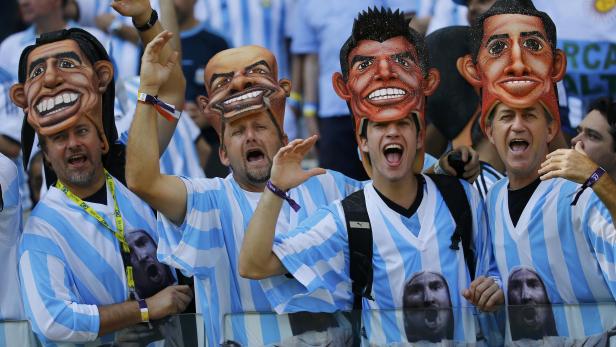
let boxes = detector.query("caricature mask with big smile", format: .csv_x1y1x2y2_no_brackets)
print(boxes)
199,45,291,139
457,0,566,134
11,39,113,152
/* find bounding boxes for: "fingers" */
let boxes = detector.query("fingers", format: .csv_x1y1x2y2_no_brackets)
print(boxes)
143,31,173,59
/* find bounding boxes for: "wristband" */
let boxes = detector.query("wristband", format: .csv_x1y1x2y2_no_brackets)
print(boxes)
287,92,302,109
133,9,158,32
302,103,317,118
138,92,182,122
138,299,149,322
571,166,606,206
266,180,301,212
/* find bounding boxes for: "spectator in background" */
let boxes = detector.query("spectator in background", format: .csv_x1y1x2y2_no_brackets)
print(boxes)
533,0,616,137
175,0,229,178
0,0,27,42
571,98,616,179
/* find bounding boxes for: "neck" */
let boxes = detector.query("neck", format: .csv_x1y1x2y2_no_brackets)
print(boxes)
372,174,418,209
35,13,66,35
61,169,106,199
508,171,539,190
179,16,199,32
234,176,267,193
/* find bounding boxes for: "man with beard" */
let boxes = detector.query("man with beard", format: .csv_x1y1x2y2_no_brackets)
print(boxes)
403,271,454,343
126,229,175,299
11,1,193,345
507,267,557,341
126,44,365,346
458,0,616,339
239,7,502,345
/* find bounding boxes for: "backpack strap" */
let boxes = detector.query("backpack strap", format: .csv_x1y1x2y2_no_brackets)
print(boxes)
427,174,476,281
341,189,373,347
342,189,374,309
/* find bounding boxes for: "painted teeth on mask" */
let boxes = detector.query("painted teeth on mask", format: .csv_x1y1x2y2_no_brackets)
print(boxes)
368,88,406,100
36,93,79,114
223,90,264,105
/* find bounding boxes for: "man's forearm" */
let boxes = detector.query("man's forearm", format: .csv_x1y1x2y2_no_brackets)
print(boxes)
239,190,286,279
98,300,141,337
593,174,616,223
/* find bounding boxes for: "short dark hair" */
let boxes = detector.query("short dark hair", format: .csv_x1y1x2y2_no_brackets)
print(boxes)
469,0,557,64
339,7,429,80
587,97,616,151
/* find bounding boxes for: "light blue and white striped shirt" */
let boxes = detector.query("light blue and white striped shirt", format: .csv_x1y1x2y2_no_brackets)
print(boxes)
18,176,158,346
487,177,616,340
157,171,364,346
269,176,495,344
474,161,505,201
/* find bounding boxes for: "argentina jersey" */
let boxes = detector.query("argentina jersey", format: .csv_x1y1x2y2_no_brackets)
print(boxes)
18,176,159,346
156,170,364,346
270,176,494,345
486,177,616,341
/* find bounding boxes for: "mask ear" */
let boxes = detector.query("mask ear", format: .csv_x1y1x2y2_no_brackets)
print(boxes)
332,72,351,101
279,78,291,96
457,55,483,88
9,83,27,109
423,68,440,96
197,95,209,112
94,60,114,92
551,49,567,82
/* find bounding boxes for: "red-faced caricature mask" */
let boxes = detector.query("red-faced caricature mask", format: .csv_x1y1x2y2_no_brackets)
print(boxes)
458,10,566,134
11,38,114,154
198,46,291,141
333,36,439,176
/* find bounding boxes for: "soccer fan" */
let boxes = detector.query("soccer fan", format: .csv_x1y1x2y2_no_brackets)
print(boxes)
126,43,365,346
570,97,616,179
10,0,192,344
458,0,616,338
239,7,502,345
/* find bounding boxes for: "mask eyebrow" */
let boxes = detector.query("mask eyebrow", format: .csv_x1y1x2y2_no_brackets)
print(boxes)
244,60,271,73
28,51,82,76
485,33,509,47
350,55,374,67
520,31,546,40
209,71,234,89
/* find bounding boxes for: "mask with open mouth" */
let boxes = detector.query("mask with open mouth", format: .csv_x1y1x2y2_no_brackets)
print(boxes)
199,45,291,140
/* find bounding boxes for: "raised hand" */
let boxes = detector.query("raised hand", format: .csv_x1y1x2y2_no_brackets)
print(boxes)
462,276,503,312
111,0,152,21
269,135,326,191
145,285,193,321
139,31,179,94
539,141,600,183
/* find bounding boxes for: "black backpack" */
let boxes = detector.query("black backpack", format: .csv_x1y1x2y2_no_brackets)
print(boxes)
341,174,475,345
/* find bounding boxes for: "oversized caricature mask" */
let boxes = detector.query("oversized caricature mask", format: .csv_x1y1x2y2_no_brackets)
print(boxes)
457,0,566,134
333,8,439,176
198,45,291,140
12,28,116,168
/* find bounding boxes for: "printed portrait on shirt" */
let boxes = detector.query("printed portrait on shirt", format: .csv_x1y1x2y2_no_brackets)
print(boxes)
507,267,557,341
403,271,454,343
126,229,175,300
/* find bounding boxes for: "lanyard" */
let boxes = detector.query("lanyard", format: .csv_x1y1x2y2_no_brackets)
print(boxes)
56,170,136,298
